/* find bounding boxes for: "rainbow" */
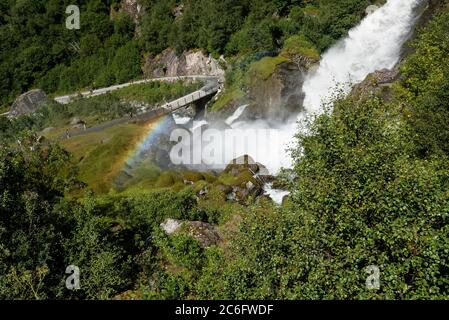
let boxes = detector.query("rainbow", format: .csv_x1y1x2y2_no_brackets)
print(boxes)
121,115,174,172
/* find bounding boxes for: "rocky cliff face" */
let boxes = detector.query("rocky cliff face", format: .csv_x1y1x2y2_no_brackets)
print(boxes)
10,89,48,118
350,68,400,103
208,55,316,123
143,49,225,80
121,0,143,22
245,61,308,123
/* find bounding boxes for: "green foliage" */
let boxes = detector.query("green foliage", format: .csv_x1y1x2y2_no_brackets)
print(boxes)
0,95,130,142
139,0,372,56
1,0,373,110
2,0,448,302
190,96,449,300
0,142,74,299
0,79,200,143
159,233,205,271
249,56,290,81
400,10,449,156
281,34,320,60
112,80,202,105
0,0,139,108
0,142,204,299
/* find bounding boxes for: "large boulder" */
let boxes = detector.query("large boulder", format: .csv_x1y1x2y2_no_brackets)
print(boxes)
10,89,48,117
160,219,221,248
224,155,259,176
246,60,307,123
219,155,267,203
351,68,400,102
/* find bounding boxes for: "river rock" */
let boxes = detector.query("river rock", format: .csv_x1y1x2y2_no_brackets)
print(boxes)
366,5,380,15
225,155,259,176
219,155,266,203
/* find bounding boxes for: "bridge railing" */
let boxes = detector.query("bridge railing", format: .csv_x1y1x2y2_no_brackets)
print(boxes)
165,84,219,112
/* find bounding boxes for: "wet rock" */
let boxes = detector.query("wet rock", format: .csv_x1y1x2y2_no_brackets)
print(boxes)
209,119,232,130
173,105,196,119
220,156,267,203
246,181,255,191
365,5,380,15
256,162,271,176
224,155,260,176
246,61,308,122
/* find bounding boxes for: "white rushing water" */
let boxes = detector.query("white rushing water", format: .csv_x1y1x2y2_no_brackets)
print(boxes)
264,183,291,205
226,104,248,126
173,114,192,125
302,0,425,113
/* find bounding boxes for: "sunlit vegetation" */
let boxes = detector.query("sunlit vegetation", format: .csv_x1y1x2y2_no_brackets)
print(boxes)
111,80,202,105
1,0,448,300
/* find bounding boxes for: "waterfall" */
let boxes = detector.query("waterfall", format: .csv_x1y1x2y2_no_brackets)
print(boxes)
226,104,248,126
172,0,425,181
302,0,425,113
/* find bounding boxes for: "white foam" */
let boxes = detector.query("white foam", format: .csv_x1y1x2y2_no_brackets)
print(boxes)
225,104,248,126
264,183,290,205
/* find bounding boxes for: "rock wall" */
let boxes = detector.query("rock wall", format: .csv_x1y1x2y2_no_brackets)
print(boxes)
143,49,225,80
121,0,143,22
245,61,308,123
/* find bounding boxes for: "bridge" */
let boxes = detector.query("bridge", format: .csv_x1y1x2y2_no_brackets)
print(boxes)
2,75,221,117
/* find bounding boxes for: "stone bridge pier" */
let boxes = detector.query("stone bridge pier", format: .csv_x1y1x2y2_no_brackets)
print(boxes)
192,91,217,120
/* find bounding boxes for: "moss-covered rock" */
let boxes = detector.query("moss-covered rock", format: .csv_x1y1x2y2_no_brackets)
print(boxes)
280,34,320,66
245,59,309,122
